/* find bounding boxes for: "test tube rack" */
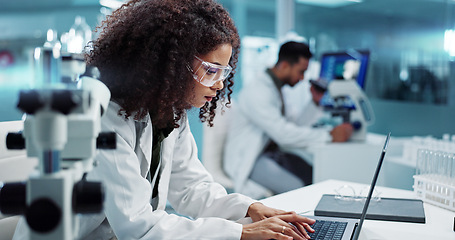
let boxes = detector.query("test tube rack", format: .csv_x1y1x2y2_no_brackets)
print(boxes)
413,174,455,212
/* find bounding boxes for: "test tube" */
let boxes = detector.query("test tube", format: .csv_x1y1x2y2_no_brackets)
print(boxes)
416,148,426,176
425,150,433,178
437,151,445,182
450,153,455,185
430,150,439,180
441,152,452,184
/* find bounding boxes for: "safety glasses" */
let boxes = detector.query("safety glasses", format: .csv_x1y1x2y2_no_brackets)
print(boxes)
187,56,232,87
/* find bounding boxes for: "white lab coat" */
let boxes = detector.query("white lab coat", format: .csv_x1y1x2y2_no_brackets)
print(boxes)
282,80,325,127
224,70,330,197
13,101,255,240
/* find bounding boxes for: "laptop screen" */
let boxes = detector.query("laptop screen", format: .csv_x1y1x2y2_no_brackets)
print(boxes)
352,132,391,240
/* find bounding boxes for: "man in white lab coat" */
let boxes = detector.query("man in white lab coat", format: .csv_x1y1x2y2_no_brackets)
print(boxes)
224,41,353,198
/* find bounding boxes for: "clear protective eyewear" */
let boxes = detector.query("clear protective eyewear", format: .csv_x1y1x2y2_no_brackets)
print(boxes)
334,185,381,203
187,56,232,87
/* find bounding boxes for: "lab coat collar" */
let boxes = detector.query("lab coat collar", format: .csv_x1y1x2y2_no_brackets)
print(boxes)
266,68,285,90
109,101,153,179
110,99,151,124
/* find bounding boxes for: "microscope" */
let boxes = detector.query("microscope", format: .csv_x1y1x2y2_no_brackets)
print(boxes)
324,79,375,141
0,46,115,239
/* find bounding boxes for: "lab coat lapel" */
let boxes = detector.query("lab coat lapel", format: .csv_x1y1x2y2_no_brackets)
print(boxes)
138,119,152,178
155,129,176,210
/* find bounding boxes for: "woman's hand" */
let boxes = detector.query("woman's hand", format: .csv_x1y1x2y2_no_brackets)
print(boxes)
241,213,315,240
246,202,288,222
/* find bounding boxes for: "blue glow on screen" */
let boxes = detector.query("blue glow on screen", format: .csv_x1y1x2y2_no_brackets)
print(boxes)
319,49,370,88
318,50,370,108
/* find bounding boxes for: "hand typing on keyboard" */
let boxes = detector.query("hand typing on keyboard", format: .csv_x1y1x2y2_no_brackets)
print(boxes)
308,220,347,240
241,203,315,240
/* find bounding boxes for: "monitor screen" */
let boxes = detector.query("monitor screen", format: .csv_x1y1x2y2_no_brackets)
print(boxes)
319,49,370,89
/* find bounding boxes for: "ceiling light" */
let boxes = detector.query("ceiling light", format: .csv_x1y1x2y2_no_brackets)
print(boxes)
444,29,455,57
99,0,125,10
296,0,363,8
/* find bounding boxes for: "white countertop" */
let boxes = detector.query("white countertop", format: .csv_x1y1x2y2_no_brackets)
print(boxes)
260,179,455,240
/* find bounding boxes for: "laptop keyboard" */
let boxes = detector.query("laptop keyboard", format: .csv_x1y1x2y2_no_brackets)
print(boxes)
308,220,348,240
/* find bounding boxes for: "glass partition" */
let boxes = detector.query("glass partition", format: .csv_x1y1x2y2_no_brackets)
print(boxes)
1,0,455,136
294,0,455,106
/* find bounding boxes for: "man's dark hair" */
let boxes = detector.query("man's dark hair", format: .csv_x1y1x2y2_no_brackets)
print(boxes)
277,41,312,65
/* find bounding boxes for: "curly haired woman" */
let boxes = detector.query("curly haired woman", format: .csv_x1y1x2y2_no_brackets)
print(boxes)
13,0,315,239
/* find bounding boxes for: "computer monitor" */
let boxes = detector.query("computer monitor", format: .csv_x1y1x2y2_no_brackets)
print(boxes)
319,49,370,89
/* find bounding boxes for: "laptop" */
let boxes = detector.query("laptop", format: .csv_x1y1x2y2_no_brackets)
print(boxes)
302,132,391,240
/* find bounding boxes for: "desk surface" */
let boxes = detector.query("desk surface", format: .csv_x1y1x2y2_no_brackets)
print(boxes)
260,179,455,240
287,133,418,191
